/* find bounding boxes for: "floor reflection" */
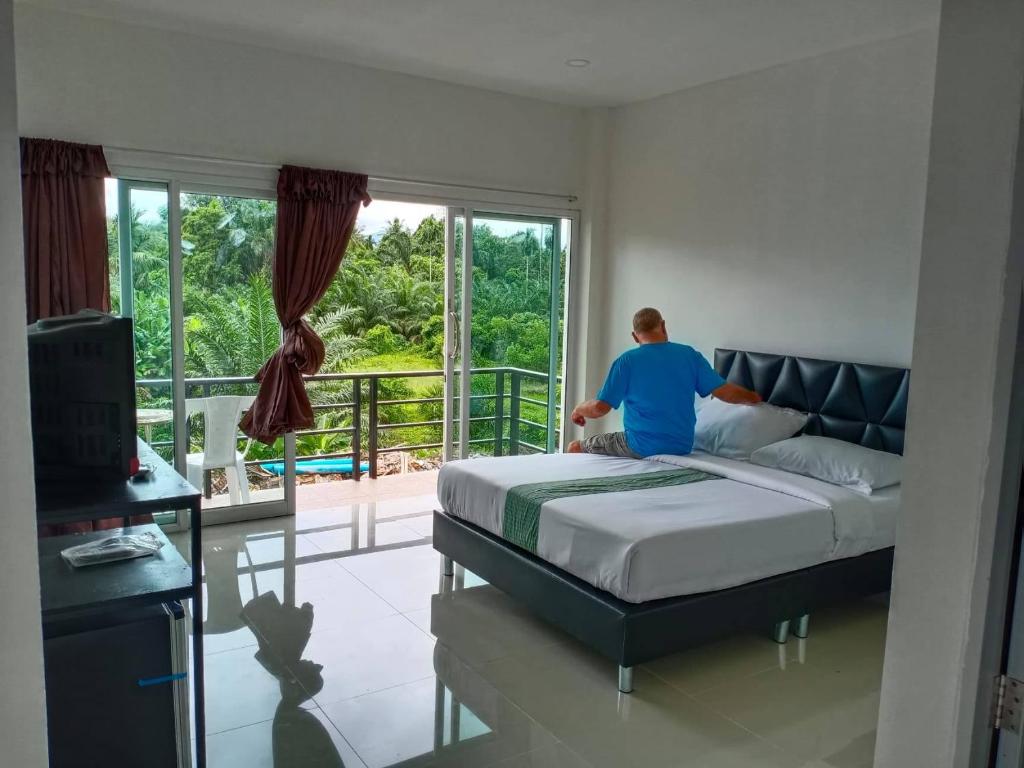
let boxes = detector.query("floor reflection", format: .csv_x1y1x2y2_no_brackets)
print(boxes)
242,593,346,767
429,569,883,768
187,500,887,768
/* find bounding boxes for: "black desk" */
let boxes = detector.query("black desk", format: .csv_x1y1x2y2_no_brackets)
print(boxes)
36,440,200,525
36,439,206,767
38,524,192,616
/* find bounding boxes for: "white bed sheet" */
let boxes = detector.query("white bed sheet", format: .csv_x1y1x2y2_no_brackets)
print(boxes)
437,452,899,603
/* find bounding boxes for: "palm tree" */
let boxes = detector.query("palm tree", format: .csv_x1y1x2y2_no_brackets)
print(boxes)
385,269,436,342
313,306,367,371
185,272,281,377
377,218,413,267
216,197,276,280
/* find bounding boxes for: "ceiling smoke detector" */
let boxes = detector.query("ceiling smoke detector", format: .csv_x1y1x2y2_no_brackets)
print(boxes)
565,59,591,68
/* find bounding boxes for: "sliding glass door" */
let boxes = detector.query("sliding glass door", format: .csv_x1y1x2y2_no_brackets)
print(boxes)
178,190,286,520
444,208,571,460
109,166,575,526
107,179,180,524
108,178,292,525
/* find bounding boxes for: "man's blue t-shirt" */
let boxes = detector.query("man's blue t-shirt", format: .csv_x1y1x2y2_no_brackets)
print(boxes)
596,342,725,457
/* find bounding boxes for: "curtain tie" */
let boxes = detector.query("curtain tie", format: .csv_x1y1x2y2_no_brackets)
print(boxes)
280,318,325,376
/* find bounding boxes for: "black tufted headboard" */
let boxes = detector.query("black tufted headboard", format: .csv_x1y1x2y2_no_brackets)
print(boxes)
714,349,910,455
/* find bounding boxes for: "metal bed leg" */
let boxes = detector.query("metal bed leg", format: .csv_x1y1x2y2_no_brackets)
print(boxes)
618,665,634,694
433,678,446,752
793,614,810,639
441,555,454,577
772,620,790,644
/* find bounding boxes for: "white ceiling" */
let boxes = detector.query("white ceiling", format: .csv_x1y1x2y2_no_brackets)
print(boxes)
21,0,939,107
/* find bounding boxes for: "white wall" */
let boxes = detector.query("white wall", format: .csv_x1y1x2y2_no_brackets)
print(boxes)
569,108,611,422
13,5,585,197
875,0,1024,763
0,0,47,765
589,30,936,396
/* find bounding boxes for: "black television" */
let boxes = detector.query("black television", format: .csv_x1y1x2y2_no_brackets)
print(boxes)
28,310,139,479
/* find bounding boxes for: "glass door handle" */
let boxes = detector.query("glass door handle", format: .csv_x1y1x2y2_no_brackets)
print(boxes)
449,311,460,360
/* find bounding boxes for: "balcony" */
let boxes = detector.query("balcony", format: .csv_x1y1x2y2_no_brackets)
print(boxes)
137,367,561,513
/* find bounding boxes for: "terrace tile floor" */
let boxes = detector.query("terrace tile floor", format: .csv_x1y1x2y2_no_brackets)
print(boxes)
201,469,440,513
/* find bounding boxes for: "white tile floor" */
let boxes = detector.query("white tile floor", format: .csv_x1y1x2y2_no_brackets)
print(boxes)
173,496,887,768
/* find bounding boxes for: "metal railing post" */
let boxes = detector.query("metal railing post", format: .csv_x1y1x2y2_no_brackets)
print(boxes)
545,369,557,455
352,377,362,482
369,377,379,479
493,369,505,457
509,371,521,456
203,383,212,497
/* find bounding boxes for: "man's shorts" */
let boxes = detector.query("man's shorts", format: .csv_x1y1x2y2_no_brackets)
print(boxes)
579,431,642,459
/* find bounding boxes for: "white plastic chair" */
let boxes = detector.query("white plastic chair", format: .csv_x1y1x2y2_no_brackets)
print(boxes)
185,395,256,505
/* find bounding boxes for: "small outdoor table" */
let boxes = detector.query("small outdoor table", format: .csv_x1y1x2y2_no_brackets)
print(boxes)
137,407,174,444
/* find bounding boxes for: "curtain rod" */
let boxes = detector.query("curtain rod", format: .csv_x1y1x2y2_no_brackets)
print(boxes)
102,145,579,204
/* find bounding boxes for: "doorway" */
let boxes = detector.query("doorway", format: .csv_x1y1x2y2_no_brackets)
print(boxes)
107,178,292,525
107,175,576,526
443,208,573,462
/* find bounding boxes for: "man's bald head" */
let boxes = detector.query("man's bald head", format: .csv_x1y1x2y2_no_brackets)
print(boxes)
632,308,668,343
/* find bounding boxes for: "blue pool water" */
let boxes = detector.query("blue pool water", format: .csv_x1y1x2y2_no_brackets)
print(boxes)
260,458,370,476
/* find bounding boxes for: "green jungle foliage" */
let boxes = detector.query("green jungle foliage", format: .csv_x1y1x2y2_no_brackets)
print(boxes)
109,195,564,467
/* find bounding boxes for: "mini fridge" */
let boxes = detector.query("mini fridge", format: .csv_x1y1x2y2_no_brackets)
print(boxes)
43,601,191,768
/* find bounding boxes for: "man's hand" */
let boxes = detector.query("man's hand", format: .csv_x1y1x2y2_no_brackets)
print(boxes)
712,382,763,405
571,399,612,427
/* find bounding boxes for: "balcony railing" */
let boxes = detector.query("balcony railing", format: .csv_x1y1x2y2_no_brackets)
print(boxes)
137,367,562,483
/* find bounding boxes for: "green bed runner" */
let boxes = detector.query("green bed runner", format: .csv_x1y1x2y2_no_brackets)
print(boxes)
502,467,721,553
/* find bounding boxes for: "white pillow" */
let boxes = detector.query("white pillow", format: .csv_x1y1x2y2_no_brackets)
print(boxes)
749,435,902,495
693,398,808,459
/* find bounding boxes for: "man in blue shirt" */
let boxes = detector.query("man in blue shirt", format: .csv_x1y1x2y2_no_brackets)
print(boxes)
568,307,761,458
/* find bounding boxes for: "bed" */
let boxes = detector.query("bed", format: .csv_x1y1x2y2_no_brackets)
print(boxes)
432,349,910,693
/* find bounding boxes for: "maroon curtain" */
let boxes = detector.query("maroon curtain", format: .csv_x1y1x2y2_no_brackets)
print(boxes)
24,138,125,536
21,138,111,324
241,165,371,445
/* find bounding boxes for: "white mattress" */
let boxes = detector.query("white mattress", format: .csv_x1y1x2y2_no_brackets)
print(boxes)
437,452,899,603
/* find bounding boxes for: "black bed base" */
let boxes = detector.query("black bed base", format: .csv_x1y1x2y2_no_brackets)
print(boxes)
433,510,893,690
